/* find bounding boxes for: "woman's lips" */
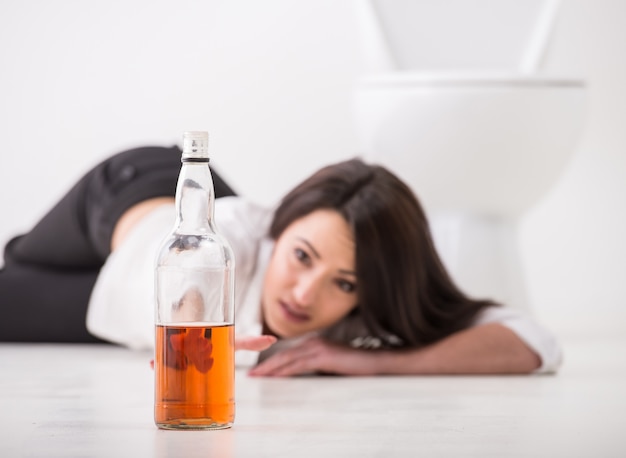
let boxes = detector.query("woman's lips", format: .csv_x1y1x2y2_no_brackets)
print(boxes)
279,301,311,323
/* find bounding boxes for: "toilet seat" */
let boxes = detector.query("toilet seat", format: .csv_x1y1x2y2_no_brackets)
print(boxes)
358,72,584,88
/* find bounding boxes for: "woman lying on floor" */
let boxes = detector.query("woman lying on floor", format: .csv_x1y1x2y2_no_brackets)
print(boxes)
0,145,562,376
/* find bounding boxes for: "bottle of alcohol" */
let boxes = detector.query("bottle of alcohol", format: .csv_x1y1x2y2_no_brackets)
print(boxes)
154,131,235,430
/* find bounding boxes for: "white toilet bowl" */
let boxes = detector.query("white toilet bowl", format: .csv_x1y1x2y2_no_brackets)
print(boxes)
353,0,587,309
354,72,586,309
354,72,586,217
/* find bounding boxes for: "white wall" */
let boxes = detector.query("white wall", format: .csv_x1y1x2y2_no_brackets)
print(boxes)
1,0,624,339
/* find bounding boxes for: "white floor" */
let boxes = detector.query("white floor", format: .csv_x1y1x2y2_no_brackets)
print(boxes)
1,337,625,458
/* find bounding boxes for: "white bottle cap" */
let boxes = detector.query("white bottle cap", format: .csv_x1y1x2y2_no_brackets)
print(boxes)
182,131,209,161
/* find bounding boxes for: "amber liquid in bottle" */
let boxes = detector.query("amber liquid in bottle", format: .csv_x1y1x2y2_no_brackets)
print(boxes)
154,323,234,429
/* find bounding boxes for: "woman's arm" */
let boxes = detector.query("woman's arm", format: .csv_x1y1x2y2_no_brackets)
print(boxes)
378,322,541,375
248,323,541,377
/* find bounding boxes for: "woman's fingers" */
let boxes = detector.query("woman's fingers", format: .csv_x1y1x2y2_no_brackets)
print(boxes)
149,334,277,369
248,337,377,377
248,338,320,377
235,335,277,352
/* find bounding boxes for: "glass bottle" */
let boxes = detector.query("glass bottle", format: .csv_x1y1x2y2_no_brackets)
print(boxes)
154,131,235,430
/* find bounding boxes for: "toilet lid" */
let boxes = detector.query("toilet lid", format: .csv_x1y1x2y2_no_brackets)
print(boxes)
358,71,585,88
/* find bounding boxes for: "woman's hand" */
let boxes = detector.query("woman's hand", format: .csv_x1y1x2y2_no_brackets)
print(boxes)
246,323,543,376
248,336,381,377
235,335,277,352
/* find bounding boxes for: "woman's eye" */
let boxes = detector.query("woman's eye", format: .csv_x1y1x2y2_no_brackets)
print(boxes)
337,279,356,293
294,248,311,265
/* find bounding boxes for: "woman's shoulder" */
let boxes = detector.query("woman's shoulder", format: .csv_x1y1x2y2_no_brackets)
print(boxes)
215,196,273,238
214,197,275,276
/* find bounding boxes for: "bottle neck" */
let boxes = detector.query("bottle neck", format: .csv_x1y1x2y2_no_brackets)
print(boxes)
174,160,216,234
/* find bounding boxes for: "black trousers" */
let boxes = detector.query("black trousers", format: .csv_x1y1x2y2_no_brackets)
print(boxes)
0,146,236,343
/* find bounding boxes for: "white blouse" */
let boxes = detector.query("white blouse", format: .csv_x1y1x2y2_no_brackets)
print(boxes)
86,197,562,373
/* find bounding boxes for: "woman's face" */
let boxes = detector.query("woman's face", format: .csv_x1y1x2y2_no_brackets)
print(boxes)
261,209,358,338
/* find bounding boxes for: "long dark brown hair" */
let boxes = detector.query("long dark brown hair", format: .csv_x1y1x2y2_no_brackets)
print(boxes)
269,158,497,348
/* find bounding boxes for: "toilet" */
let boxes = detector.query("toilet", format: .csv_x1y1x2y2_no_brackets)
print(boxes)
353,0,587,309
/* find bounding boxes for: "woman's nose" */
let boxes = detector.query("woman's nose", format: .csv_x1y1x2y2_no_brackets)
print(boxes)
292,271,323,307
